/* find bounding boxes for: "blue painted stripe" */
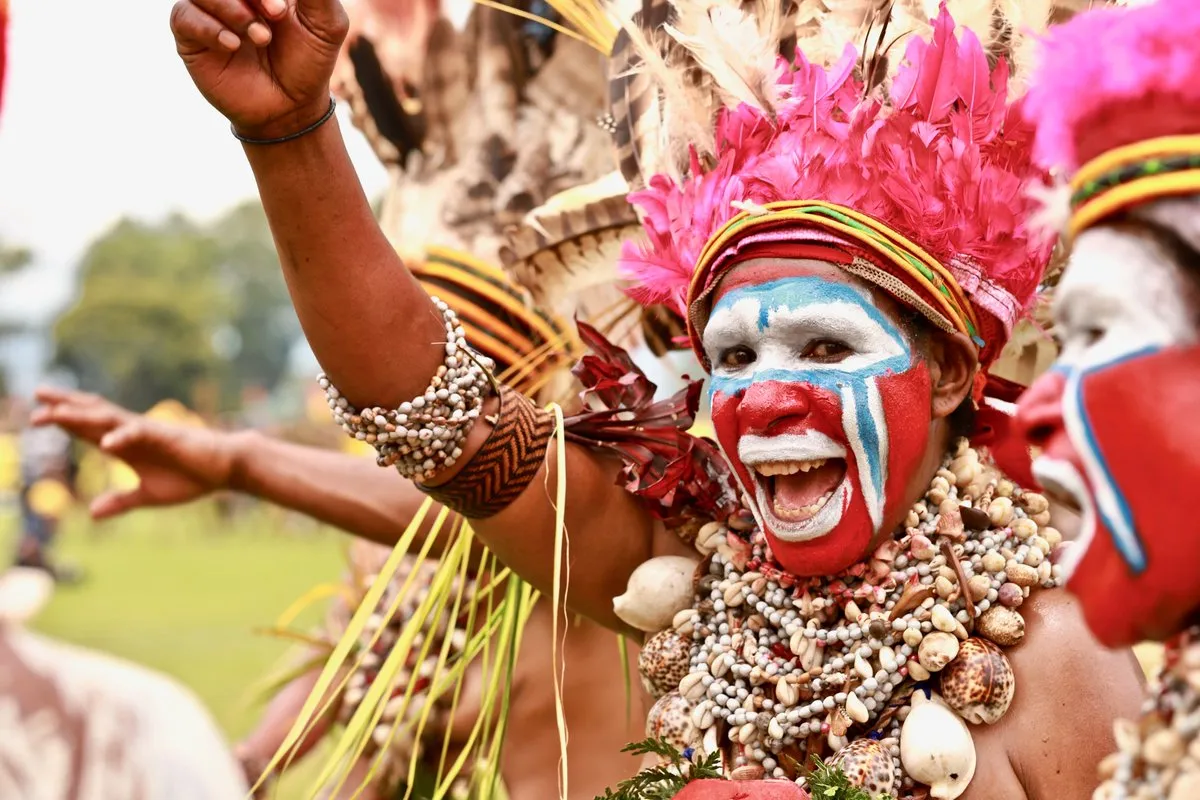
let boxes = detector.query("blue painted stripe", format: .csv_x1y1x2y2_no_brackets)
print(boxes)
1062,345,1162,574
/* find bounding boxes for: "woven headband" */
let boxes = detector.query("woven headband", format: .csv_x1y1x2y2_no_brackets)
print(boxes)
1069,135,1200,238
685,201,983,365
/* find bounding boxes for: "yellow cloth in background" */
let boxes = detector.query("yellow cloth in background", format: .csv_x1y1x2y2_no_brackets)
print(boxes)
0,434,19,492
341,438,375,458
689,416,714,440
146,399,204,427
108,459,140,492
27,478,73,519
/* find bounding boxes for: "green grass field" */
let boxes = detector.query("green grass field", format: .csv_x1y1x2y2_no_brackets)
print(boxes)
1,498,350,799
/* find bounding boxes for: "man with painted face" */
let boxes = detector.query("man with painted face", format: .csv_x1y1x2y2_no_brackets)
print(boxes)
1019,0,1200,651
166,0,1141,796
702,257,955,578
1016,1,1200,796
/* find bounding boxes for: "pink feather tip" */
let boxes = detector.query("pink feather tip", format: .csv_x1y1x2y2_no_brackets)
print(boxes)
619,2,1052,365
1025,0,1200,172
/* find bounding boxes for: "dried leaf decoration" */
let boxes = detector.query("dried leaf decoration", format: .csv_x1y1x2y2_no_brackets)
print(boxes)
564,321,739,528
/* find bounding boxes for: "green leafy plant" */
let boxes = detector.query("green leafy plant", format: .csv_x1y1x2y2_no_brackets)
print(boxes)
595,737,724,800
805,757,897,800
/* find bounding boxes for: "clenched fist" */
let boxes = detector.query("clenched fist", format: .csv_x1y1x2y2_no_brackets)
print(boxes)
169,0,349,139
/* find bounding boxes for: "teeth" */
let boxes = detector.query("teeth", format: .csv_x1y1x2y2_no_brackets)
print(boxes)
753,459,827,477
772,490,834,519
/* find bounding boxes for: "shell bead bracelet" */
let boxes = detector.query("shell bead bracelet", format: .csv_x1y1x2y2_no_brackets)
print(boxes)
319,296,495,482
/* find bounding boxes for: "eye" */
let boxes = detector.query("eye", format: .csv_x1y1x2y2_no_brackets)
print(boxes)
802,339,852,361
718,345,756,370
1058,325,1105,354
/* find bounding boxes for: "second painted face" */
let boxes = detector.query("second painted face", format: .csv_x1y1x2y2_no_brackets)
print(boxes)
703,260,933,576
1018,217,1200,647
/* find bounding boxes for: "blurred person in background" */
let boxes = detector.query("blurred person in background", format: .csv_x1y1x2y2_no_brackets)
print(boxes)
32,250,660,800
12,418,80,581
0,6,245,797
0,556,248,798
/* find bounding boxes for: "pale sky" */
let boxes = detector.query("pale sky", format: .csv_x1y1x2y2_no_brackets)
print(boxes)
0,0,389,325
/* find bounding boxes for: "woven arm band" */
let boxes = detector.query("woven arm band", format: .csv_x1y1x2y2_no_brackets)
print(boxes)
417,384,555,519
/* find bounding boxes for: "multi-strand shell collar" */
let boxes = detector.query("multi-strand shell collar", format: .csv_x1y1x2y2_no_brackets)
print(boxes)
616,441,1063,798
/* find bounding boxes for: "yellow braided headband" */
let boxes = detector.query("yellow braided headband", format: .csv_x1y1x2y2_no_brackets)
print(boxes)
1069,135,1200,239
688,200,981,347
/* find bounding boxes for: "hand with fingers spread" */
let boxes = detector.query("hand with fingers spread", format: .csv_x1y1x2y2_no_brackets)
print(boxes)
169,0,348,139
31,388,238,520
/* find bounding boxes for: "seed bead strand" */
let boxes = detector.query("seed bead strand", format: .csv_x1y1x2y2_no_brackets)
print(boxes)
319,296,495,482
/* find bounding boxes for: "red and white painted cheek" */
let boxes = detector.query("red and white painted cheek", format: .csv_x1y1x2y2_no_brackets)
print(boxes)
1024,233,1200,643
704,276,933,566
712,380,856,542
1034,347,1200,645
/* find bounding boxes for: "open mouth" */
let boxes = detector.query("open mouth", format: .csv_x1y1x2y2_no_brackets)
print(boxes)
1031,456,1095,581
738,433,850,542
754,458,848,524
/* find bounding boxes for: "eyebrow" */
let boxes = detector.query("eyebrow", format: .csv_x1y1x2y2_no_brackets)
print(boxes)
704,296,903,354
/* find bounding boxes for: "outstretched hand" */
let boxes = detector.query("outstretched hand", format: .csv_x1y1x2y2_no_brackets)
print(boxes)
170,0,349,139
30,388,238,520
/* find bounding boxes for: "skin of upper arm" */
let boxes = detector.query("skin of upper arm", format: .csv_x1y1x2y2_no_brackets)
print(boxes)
1000,590,1143,799
471,437,670,638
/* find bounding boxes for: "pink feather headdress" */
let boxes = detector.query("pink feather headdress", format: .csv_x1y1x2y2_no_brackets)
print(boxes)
617,3,1055,371
1025,0,1200,173
1024,0,1200,238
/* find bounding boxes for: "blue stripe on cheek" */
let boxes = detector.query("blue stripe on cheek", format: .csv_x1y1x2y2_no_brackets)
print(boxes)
854,381,883,502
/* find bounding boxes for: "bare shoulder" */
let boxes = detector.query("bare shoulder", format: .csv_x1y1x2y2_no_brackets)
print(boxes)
1001,590,1143,798
1014,589,1145,693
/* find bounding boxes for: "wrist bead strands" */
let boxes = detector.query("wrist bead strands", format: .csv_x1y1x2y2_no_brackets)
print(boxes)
319,296,495,482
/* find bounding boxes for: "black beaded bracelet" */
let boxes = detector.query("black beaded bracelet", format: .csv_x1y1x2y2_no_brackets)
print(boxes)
231,98,337,146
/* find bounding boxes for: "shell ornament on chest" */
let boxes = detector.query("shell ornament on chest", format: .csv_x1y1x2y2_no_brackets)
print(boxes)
1094,627,1200,800
617,441,1064,799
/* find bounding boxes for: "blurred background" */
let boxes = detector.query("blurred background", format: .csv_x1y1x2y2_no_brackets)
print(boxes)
0,0,396,794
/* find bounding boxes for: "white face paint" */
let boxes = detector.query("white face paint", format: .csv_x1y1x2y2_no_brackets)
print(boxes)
1032,219,1199,581
1053,226,1198,371
702,270,930,579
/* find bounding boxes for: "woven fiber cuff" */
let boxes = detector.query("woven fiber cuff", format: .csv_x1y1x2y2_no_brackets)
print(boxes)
417,383,555,519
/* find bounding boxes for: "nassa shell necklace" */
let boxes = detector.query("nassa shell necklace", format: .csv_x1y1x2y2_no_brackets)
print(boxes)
632,440,1064,798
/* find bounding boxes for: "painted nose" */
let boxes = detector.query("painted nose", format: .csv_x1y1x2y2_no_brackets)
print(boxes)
1016,370,1068,449
737,380,812,436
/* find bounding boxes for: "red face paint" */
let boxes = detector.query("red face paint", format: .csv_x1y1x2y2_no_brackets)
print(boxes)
704,260,932,576
1019,345,1200,647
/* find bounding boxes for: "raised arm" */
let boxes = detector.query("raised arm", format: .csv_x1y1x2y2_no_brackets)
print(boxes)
166,0,673,632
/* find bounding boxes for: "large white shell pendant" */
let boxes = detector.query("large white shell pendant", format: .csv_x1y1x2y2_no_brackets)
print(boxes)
900,691,977,799
613,555,700,632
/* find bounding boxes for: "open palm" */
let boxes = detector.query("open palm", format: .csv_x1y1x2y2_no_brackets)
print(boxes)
31,388,234,520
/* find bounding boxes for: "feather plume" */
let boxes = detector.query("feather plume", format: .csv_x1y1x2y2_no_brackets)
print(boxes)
1025,0,1200,171
619,2,1059,368
613,13,719,183
662,0,784,115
